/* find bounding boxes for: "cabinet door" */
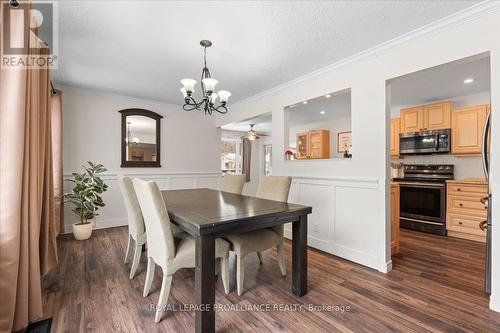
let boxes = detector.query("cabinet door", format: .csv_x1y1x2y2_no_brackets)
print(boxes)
400,106,424,133
424,101,451,130
391,184,400,255
452,105,487,155
390,118,400,158
296,132,309,159
309,132,321,159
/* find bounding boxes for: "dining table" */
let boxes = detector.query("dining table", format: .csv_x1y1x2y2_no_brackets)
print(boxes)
161,188,312,333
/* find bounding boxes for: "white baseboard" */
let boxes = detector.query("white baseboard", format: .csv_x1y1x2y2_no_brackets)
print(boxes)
491,294,500,313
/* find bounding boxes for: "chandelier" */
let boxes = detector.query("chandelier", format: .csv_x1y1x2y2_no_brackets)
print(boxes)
180,40,231,115
247,124,259,141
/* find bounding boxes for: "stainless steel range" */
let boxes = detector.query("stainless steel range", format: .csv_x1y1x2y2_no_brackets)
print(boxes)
396,164,454,236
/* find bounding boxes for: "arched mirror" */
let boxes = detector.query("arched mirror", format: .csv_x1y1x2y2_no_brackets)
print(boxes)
119,109,163,167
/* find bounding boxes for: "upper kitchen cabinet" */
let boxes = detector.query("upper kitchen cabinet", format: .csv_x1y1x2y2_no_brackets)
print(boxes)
390,118,400,158
424,101,451,130
400,101,452,133
452,104,489,155
400,106,423,133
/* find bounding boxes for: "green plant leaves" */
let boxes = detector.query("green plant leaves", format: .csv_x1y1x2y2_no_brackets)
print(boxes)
62,161,108,224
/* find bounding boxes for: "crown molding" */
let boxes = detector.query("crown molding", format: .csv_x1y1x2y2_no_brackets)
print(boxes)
54,83,182,110
231,1,500,109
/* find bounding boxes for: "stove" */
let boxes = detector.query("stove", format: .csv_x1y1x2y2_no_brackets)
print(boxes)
396,164,454,236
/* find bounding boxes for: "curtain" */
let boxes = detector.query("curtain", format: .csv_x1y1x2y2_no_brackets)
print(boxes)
242,138,251,182
0,2,59,331
51,91,63,235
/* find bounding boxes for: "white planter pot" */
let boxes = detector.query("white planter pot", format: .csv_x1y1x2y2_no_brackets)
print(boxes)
72,220,93,240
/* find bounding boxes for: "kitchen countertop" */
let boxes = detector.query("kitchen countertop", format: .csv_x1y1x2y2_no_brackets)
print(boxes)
446,178,488,185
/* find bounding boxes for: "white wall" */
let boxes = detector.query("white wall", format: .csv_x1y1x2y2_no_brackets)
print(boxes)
216,4,500,312
62,88,221,231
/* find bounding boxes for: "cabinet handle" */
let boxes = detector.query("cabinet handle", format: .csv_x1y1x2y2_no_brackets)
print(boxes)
458,222,463,225
459,203,463,207
457,188,461,191
479,220,487,231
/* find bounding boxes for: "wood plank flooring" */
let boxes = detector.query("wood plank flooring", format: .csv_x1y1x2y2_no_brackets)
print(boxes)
42,227,500,332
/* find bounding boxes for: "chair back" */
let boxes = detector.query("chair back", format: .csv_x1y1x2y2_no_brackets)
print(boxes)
118,175,145,240
133,179,176,264
221,173,246,194
256,176,292,202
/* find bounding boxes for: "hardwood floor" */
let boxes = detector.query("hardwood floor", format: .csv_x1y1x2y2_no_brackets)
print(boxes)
42,227,500,332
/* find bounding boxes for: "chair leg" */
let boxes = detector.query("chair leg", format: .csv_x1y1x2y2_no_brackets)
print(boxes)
215,258,221,276
277,242,286,276
129,244,142,279
220,255,230,294
236,254,245,296
155,273,173,323
124,235,133,264
143,257,156,297
256,251,263,264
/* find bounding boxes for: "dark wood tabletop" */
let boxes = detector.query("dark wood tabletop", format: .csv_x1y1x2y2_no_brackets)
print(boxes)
160,188,312,333
162,188,312,236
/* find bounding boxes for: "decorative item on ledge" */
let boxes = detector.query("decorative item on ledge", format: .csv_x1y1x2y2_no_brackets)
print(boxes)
180,40,231,115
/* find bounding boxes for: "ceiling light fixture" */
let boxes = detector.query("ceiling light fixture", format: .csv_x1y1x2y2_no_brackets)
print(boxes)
247,124,260,141
180,40,231,115
302,101,308,105
320,110,326,114
463,78,475,84
325,94,331,98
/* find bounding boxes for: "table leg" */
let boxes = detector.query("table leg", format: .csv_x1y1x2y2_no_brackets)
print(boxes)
292,214,308,296
195,234,215,333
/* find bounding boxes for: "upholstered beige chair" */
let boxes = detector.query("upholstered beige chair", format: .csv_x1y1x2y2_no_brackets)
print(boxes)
221,173,246,194
118,175,147,279
133,178,231,323
224,176,292,295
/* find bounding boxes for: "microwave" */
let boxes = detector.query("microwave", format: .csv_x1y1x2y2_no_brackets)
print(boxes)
399,129,451,155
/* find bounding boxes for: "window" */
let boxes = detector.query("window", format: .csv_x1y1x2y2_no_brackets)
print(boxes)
264,144,272,176
221,138,242,173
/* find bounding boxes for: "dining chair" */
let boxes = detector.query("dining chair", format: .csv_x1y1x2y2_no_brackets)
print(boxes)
132,178,231,323
221,173,246,194
224,176,292,295
118,175,147,279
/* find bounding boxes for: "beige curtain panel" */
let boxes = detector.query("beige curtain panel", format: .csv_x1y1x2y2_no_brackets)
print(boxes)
242,138,252,182
0,2,61,331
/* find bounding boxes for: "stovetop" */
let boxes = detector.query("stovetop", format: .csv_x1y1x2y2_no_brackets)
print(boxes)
395,164,454,182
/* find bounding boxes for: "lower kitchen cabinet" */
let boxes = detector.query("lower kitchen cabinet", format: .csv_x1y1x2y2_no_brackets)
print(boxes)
391,183,400,255
446,179,487,242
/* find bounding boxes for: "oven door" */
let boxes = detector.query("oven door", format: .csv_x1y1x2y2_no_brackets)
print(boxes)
399,182,446,223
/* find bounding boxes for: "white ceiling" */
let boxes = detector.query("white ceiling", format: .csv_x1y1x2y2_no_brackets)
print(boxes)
52,1,480,105
390,53,491,108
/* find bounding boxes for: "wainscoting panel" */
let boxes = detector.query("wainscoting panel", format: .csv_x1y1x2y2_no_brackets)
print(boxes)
62,172,221,233
285,176,380,270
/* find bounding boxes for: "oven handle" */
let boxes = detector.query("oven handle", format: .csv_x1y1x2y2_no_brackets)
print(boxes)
398,182,445,188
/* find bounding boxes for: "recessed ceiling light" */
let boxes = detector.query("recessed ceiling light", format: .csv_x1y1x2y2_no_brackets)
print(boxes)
325,94,331,98
302,101,308,105
320,110,326,114
464,78,475,84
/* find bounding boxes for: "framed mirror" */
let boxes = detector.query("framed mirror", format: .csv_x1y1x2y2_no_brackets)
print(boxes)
119,108,163,167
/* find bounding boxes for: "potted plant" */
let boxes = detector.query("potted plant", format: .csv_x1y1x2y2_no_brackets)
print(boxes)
63,162,108,240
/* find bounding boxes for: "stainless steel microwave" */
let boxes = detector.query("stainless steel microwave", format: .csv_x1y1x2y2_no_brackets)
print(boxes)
399,129,451,155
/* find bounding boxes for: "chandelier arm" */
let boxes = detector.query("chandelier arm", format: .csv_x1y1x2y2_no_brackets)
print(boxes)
212,104,228,114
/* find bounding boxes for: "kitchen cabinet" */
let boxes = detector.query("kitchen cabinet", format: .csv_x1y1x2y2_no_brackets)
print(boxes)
296,130,330,159
390,118,400,158
451,104,489,155
400,101,452,133
400,106,423,133
391,183,400,255
424,101,452,130
446,179,487,242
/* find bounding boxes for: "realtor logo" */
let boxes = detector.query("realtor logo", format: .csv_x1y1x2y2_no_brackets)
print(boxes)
1,0,58,69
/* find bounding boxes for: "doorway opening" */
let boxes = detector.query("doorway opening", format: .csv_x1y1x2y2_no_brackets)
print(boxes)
386,52,492,296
